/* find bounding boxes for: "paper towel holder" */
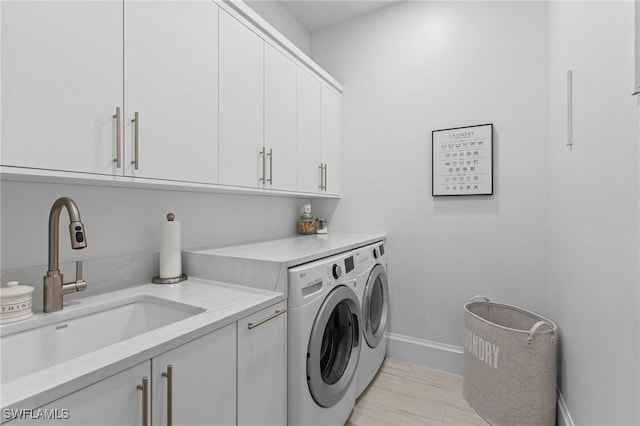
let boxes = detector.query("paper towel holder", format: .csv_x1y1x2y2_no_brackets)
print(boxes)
152,212,188,284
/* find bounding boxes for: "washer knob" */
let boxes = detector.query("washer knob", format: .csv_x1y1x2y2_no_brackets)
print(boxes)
332,264,342,279
373,248,379,259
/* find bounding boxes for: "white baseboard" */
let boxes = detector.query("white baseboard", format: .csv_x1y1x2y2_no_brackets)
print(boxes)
385,332,464,375
556,389,575,426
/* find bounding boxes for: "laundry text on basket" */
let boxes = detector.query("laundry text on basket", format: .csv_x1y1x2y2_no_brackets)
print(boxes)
464,328,500,369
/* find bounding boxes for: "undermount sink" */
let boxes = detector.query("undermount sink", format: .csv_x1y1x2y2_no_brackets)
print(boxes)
0,295,205,384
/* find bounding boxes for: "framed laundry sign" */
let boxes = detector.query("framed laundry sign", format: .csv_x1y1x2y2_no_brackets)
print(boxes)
432,123,493,196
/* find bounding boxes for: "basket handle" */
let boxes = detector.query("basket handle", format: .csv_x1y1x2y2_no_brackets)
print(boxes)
467,295,490,303
526,320,556,346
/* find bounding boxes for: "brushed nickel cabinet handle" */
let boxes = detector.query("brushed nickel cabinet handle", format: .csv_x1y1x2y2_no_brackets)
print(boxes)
248,309,286,330
323,163,328,191
162,365,173,426
318,163,324,190
267,148,273,184
136,376,149,426
260,147,266,183
131,111,140,170
566,71,572,147
113,107,121,168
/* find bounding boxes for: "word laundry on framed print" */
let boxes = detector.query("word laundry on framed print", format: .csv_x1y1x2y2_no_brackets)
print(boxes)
432,123,493,196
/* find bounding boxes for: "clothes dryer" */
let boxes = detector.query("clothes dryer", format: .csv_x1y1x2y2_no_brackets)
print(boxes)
288,251,361,426
353,241,389,398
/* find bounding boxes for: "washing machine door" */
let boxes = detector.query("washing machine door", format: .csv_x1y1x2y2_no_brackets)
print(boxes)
307,285,361,408
363,264,389,348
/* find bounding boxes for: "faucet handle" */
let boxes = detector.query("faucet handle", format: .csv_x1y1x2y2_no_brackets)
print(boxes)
62,261,87,294
76,260,83,282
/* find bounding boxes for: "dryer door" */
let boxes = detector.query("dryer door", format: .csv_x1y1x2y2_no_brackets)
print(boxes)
363,264,389,348
307,285,361,408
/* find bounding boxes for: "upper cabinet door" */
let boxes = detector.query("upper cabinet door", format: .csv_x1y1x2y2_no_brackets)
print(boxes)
296,68,322,194
124,0,219,183
321,85,342,195
219,10,264,188
264,45,297,192
1,1,123,175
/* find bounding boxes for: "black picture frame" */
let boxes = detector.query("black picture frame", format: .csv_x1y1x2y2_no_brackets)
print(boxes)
432,123,493,196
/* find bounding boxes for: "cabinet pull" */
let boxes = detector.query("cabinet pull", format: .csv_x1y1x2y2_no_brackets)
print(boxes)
131,111,140,170
318,163,324,190
136,376,149,426
260,147,266,183
162,365,173,426
113,107,121,168
248,309,286,330
267,148,273,184
323,163,328,191
566,70,572,147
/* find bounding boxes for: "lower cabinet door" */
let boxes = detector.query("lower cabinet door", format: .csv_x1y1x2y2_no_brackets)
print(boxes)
237,302,287,426
7,362,151,425
151,323,237,426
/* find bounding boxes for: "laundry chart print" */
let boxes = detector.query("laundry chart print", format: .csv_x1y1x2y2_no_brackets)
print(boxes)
432,123,493,196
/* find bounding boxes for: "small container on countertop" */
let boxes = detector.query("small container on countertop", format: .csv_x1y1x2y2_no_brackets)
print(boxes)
1,281,34,323
315,219,328,234
297,203,316,235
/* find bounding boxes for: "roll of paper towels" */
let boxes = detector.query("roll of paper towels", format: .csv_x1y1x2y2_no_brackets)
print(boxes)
159,213,181,279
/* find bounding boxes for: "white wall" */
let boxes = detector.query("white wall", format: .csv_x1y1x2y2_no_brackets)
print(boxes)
548,1,639,424
244,0,311,55
312,0,549,359
1,180,302,270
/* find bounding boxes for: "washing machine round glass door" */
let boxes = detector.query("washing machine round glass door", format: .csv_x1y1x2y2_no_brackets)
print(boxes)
307,285,361,408
363,264,389,348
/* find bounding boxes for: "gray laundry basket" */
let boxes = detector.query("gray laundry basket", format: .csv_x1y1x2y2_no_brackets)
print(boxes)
463,296,557,426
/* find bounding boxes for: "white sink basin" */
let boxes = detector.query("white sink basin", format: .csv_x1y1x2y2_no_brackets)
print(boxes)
0,295,205,384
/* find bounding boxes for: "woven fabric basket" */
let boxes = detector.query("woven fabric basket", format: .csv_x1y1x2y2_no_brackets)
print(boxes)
463,296,557,426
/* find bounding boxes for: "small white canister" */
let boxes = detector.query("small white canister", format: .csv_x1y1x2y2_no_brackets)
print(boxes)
1,281,34,323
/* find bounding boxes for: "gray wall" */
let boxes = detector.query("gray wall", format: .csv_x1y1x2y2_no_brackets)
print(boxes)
311,0,550,352
548,1,639,424
244,0,311,55
1,180,303,270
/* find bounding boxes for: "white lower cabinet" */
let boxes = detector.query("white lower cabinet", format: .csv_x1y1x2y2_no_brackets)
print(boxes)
152,323,236,426
237,302,287,426
8,361,151,425
6,306,286,425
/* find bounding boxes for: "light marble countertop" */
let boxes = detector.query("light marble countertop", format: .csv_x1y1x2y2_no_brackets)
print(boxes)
0,278,285,416
187,233,386,267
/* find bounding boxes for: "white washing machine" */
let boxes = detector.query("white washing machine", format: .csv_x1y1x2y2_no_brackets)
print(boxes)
288,251,362,426
353,241,389,398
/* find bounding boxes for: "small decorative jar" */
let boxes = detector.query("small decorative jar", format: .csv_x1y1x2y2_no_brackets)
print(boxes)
297,202,316,235
315,219,328,234
1,281,35,323
298,217,316,234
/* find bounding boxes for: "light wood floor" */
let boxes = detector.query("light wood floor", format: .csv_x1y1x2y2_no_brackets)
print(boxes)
348,358,488,426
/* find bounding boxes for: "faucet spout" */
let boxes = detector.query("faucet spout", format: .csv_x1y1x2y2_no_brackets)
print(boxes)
44,197,87,312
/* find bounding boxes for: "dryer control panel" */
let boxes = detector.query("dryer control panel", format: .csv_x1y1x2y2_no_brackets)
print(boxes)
288,251,357,308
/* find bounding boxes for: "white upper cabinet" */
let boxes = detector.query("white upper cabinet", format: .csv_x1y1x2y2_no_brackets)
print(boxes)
1,1,123,175
321,85,342,195
219,10,265,188
296,68,323,194
123,0,219,183
264,44,298,192
1,1,342,197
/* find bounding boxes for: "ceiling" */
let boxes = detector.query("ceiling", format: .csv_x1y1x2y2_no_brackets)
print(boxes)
280,1,399,33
